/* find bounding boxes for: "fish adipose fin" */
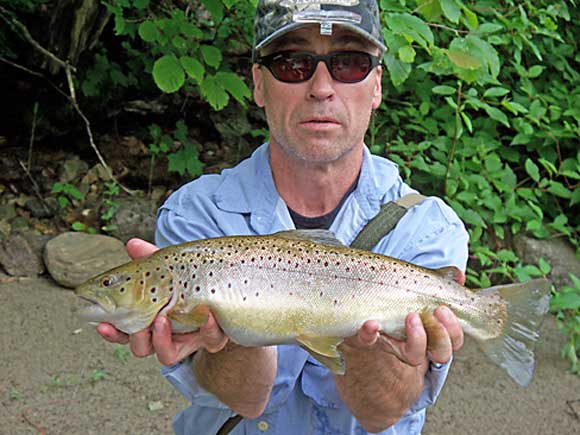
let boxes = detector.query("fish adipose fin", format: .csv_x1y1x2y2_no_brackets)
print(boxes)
296,335,346,375
477,278,551,387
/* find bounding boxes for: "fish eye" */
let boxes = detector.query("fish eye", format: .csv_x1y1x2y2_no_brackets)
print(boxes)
100,276,113,287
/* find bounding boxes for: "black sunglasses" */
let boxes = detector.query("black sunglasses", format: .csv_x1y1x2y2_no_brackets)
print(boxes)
256,50,381,84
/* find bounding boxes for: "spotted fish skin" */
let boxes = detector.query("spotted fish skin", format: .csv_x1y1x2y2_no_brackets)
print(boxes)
75,230,551,387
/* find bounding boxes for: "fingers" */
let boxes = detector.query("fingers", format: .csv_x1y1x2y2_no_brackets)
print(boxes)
97,323,129,344
419,311,452,364
129,327,155,358
126,238,159,260
400,313,428,366
199,312,229,353
151,316,202,365
434,306,464,352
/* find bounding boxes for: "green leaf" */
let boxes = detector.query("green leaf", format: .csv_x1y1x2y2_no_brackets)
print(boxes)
445,49,481,70
483,106,510,127
201,75,229,110
384,53,412,86
138,21,158,42
441,0,461,23
484,87,509,98
133,0,149,9
385,13,434,48
201,0,224,22
571,189,580,206
200,45,223,68
525,159,540,182
152,55,185,93
398,45,416,63
478,23,503,33
216,72,251,105
484,153,502,173
168,144,204,177
432,85,456,95
460,112,473,133
180,56,205,82
461,5,478,29
548,181,572,199
528,65,545,78
72,221,86,231
551,292,580,310
539,257,551,275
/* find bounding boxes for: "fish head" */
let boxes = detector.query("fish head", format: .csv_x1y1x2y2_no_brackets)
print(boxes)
74,257,174,334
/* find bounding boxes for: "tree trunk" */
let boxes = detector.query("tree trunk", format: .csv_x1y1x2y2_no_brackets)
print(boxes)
43,0,111,74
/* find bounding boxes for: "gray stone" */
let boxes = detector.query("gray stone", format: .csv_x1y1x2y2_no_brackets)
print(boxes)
0,233,45,277
24,198,55,218
59,158,89,183
513,234,580,289
43,232,130,288
108,197,157,244
0,203,16,221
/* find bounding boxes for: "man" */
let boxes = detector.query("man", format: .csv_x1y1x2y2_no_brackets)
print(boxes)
98,1,468,433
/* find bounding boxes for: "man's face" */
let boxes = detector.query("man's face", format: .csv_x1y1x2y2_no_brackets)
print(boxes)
253,25,383,165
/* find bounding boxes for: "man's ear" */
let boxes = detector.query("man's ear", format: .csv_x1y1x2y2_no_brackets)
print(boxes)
253,64,265,108
371,66,382,110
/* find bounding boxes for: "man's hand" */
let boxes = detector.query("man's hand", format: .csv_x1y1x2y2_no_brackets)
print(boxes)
96,238,229,366
335,306,464,433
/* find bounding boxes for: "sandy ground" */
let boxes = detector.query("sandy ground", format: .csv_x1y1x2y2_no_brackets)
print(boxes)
1,277,579,435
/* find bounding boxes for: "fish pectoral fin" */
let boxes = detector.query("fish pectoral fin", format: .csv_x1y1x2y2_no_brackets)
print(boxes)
167,304,210,328
296,335,346,375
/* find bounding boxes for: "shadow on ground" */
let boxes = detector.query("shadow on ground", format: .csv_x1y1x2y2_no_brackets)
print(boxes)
1,277,579,434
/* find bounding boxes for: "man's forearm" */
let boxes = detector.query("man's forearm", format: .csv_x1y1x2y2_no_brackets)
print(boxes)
334,352,427,433
193,343,277,418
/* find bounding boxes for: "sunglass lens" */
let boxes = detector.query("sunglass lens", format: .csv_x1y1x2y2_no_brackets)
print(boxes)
331,52,371,83
271,53,314,83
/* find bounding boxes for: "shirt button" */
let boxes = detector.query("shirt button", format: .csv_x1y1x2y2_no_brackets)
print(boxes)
257,421,269,431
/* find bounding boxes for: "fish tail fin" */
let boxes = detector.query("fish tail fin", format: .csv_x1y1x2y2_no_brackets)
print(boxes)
476,278,551,387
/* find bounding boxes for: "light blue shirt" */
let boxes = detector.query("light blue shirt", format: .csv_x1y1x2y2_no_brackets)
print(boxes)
155,143,469,435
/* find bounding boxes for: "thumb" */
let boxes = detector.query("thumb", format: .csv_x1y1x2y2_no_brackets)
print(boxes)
126,238,159,260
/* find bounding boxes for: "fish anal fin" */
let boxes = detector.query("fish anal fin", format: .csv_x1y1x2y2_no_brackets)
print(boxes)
433,266,465,285
167,304,210,328
296,335,346,375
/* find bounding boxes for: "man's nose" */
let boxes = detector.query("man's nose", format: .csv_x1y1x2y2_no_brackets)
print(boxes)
307,60,336,100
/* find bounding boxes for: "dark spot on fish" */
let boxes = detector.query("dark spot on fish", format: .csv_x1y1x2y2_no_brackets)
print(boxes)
152,298,157,303
243,296,247,301
150,287,157,293
209,271,213,277
169,287,173,292
126,277,131,282
244,280,248,284
396,281,399,285
161,275,165,279
180,294,185,299
334,299,338,305
183,282,188,288
139,280,144,285
255,292,259,297
180,265,185,270
195,286,200,292
211,289,216,294
320,291,323,297
156,267,160,271
120,287,125,293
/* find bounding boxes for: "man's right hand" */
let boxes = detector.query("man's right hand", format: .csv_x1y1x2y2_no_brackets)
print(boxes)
96,238,229,366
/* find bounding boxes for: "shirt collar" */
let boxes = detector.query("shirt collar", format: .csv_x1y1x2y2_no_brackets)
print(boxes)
214,143,399,236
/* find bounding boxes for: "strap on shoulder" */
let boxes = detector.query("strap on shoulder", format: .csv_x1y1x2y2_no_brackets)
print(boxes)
349,193,427,251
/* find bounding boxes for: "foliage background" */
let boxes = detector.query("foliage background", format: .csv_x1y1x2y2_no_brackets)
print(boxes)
0,0,578,369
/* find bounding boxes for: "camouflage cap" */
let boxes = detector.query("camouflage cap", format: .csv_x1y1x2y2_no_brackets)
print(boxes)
253,0,386,57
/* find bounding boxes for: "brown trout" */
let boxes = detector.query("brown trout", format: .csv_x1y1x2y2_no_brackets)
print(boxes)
75,230,551,387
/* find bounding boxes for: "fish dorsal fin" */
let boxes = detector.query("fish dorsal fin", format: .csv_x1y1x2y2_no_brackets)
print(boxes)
296,335,346,375
273,230,345,247
432,266,465,285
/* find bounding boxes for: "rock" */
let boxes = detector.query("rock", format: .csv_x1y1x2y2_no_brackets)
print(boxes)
0,203,17,221
59,158,89,183
513,234,580,289
43,232,130,288
0,233,45,277
107,197,157,244
24,198,55,218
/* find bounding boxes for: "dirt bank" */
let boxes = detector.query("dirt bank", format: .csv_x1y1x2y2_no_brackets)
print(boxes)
1,277,579,434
